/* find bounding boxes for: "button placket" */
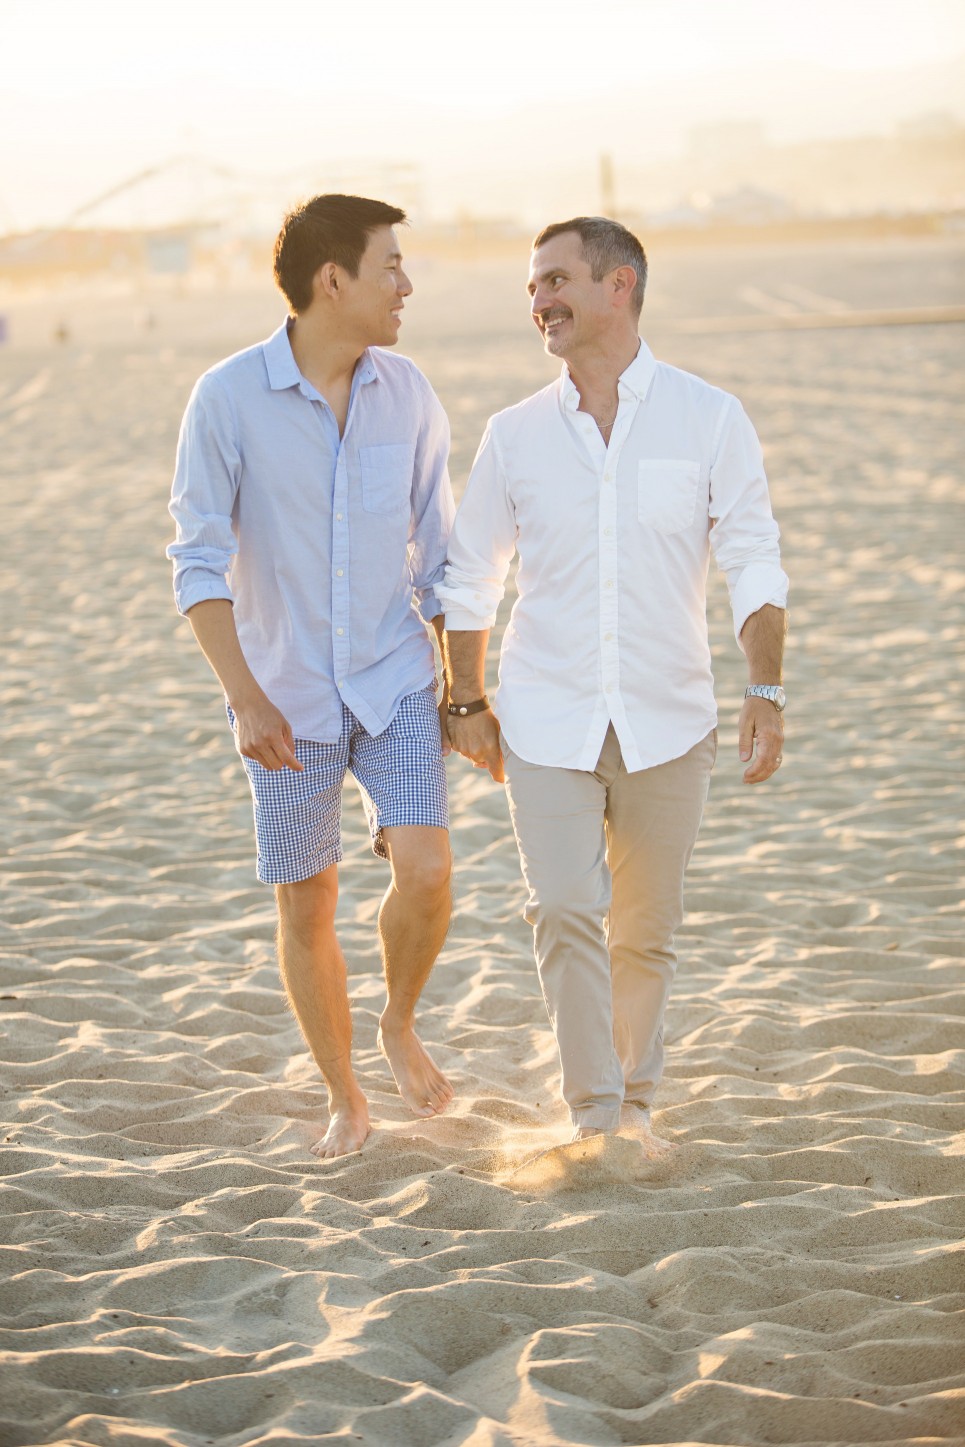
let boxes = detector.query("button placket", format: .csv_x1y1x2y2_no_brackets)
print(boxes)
331,445,351,687
599,440,620,699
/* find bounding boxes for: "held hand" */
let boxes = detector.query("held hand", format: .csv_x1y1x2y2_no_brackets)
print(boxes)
447,710,505,783
233,694,304,772
739,698,784,784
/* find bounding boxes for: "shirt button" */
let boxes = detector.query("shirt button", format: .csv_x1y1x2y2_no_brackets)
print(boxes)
603,527,612,537
335,512,343,521
604,579,614,588
336,569,344,577
604,632,613,641
336,627,344,635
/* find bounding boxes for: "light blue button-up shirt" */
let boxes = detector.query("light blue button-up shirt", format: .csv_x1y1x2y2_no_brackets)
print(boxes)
168,320,454,742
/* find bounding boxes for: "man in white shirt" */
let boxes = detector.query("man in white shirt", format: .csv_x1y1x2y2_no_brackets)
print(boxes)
440,216,788,1147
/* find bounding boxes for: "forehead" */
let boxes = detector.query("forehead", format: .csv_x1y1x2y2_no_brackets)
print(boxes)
528,231,588,285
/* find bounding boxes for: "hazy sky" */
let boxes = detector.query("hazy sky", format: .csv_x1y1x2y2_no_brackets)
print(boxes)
2,0,964,229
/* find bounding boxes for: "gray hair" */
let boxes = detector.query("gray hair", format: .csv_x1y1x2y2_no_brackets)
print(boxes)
532,216,647,316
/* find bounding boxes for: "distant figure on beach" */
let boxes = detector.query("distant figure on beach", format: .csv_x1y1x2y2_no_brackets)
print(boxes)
167,194,455,1159
441,217,788,1150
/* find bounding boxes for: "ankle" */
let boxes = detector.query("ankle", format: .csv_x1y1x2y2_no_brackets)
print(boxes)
328,1084,368,1113
378,1008,415,1036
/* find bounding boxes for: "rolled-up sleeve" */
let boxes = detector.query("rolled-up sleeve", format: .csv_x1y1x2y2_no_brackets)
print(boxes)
438,422,517,631
408,383,455,624
166,376,241,616
709,397,789,646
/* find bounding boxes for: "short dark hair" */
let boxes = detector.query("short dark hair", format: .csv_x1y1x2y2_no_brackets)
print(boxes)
273,193,407,313
532,216,647,316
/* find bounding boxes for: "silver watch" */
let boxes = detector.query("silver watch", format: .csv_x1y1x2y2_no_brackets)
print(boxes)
745,684,786,711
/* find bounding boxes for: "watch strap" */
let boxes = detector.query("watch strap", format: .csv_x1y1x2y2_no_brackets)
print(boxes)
447,695,490,717
745,684,785,708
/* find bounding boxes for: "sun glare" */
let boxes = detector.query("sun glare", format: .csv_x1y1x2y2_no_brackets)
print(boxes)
1,0,963,230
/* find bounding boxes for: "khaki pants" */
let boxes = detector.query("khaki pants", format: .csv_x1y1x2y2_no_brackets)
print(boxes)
503,726,716,1131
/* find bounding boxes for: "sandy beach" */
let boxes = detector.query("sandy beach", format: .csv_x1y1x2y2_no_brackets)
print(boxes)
1,236,963,1446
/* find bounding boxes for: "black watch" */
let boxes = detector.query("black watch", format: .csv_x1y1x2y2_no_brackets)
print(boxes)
447,696,490,717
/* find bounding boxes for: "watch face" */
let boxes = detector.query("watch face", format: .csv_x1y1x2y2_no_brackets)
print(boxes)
774,687,786,710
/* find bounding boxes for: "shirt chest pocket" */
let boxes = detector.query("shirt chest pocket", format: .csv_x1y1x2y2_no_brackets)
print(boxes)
359,443,414,515
637,459,701,534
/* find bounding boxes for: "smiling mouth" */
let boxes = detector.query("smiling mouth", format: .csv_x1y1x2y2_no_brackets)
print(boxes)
540,312,570,334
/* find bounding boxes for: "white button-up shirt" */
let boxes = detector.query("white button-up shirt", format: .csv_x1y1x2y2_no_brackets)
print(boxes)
439,340,788,773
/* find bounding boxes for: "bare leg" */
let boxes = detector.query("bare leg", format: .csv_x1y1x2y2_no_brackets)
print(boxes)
376,825,454,1118
275,868,370,1159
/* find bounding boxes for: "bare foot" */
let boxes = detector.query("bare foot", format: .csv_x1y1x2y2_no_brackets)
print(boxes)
310,1096,371,1160
377,1020,453,1118
620,1104,676,1157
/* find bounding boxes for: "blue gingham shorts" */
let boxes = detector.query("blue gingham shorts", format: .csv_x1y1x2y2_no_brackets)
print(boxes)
230,685,449,884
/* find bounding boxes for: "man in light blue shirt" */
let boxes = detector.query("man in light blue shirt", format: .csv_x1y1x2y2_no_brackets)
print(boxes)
168,195,455,1159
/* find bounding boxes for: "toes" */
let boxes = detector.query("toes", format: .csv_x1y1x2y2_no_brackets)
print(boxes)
424,1083,452,1115
406,1082,450,1117
426,1069,454,1107
309,1118,370,1159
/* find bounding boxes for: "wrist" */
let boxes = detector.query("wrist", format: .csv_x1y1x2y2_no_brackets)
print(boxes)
227,679,268,713
447,694,490,717
745,684,785,712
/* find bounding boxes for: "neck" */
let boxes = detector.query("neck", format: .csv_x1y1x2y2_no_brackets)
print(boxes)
289,313,364,391
566,333,641,403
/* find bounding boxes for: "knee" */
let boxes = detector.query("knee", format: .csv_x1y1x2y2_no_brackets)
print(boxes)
526,883,606,941
391,838,452,904
276,869,338,939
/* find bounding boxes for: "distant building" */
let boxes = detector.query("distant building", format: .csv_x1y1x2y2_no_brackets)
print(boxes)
707,186,795,224
688,120,768,163
642,185,793,230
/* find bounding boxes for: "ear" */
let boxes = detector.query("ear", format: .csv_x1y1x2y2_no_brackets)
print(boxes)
314,262,342,302
610,264,638,310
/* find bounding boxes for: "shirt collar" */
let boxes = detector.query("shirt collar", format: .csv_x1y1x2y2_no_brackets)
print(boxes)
263,320,301,390
559,336,657,410
262,319,379,394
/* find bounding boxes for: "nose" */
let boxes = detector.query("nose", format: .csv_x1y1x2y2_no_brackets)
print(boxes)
398,269,413,297
530,283,552,320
